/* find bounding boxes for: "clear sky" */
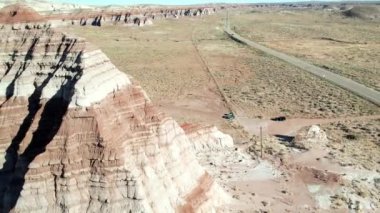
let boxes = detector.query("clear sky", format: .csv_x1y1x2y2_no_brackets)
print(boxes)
55,0,358,6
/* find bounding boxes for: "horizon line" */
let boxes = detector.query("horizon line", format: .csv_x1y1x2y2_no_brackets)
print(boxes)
52,0,380,7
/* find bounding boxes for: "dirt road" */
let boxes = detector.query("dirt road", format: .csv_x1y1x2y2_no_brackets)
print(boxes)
224,28,380,107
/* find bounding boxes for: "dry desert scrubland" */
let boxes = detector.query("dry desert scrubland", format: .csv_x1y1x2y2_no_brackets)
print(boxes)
231,7,380,91
64,7,379,127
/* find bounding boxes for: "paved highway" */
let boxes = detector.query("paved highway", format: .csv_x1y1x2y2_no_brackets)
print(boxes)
224,27,380,107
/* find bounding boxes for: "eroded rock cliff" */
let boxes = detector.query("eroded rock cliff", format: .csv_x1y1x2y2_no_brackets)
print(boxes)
0,19,228,213
49,6,217,27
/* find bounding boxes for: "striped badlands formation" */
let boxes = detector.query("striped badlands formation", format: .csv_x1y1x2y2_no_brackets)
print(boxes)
51,7,217,27
0,8,231,213
0,4,218,28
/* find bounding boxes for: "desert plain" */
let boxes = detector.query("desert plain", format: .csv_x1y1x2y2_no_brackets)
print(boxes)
61,3,380,212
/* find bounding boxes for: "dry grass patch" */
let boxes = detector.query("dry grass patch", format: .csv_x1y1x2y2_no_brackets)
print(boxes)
231,9,380,90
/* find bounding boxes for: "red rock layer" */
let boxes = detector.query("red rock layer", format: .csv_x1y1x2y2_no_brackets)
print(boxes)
178,173,214,213
181,123,207,134
0,4,45,24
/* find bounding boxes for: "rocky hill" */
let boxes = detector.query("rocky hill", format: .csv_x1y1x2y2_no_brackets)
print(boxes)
0,4,45,23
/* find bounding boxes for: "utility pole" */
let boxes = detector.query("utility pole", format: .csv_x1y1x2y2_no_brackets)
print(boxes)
225,10,230,29
260,126,263,158
227,10,230,29
225,10,227,28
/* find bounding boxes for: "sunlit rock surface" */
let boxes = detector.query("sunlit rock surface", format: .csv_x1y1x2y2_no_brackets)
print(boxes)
0,6,228,212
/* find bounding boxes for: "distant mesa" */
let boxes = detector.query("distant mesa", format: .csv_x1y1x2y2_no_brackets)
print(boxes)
0,4,45,24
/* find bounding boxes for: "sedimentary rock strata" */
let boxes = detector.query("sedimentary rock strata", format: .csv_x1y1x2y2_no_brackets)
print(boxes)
182,124,234,152
0,3,219,29
0,11,228,212
0,4,45,24
48,6,217,27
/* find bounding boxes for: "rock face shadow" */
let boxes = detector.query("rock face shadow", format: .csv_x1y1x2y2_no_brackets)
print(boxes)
0,37,39,107
0,34,83,211
274,134,295,143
